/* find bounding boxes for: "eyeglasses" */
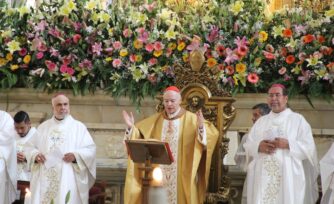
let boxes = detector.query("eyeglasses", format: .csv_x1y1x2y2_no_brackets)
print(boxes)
268,93,283,98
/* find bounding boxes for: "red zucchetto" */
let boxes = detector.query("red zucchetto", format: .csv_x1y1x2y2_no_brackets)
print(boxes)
164,86,180,93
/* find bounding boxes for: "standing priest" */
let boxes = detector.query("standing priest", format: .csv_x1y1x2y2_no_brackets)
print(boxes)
25,94,96,204
244,84,319,204
0,110,17,204
122,86,219,204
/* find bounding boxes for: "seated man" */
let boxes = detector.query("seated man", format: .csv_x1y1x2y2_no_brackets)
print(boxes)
122,86,219,204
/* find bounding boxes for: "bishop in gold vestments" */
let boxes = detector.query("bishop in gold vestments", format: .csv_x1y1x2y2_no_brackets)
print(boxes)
123,86,219,204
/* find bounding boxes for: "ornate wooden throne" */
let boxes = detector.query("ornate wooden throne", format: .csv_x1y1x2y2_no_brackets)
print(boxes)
156,49,236,203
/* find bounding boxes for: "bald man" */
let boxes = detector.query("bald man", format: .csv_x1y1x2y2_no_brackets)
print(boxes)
25,94,96,204
122,86,219,204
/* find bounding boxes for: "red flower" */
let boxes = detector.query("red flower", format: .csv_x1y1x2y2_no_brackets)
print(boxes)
247,73,259,84
285,55,295,64
317,35,325,44
303,34,315,43
72,34,81,44
225,65,234,75
19,48,27,56
283,28,293,38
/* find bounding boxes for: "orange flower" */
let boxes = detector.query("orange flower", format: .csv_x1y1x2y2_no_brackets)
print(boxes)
285,55,295,64
236,63,246,73
207,58,217,68
153,50,162,57
303,34,315,44
283,28,293,38
177,42,186,51
133,39,143,49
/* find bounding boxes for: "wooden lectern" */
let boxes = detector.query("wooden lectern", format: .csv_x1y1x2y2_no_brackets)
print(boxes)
125,139,174,204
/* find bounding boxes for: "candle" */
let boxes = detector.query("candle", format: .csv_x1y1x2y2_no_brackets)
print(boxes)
24,188,31,204
148,167,168,204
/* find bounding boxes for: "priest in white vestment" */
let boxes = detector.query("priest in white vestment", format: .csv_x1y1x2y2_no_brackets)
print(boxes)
234,103,270,204
25,94,96,204
244,84,319,204
122,86,219,204
320,143,334,204
14,111,36,181
0,110,17,204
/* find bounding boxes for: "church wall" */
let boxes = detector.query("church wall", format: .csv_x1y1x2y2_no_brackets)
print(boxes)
1,89,333,203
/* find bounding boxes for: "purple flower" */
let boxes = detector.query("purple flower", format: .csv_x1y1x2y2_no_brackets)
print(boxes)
293,24,307,36
206,26,219,43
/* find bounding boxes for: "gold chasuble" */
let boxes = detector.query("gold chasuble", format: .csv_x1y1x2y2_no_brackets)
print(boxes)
124,109,219,204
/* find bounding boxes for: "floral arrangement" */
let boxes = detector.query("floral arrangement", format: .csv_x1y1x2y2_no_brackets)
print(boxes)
0,0,333,105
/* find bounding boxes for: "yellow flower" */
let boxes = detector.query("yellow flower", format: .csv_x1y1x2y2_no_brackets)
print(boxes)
207,58,217,68
67,0,77,11
108,28,113,36
182,53,189,62
85,0,97,10
119,49,128,57
229,1,244,16
59,6,71,16
236,63,246,73
23,55,31,64
138,13,148,25
135,55,142,62
258,31,268,43
272,26,284,38
165,29,177,40
1,30,12,38
6,53,13,61
133,39,143,49
177,42,186,51
168,43,177,50
105,57,112,62
153,50,163,57
254,57,262,67
7,40,21,54
10,64,19,71
325,8,334,17
0,58,7,66
17,6,30,18
100,12,110,23
91,12,100,24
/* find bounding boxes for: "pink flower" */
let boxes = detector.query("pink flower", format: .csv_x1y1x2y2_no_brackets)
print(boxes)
234,36,248,47
48,28,61,38
144,2,156,12
262,51,276,60
50,47,59,57
147,74,157,84
298,52,307,61
92,42,102,55
36,52,44,59
145,43,154,52
206,26,219,43
60,64,68,73
148,58,158,66
62,55,72,65
129,54,136,62
45,60,57,72
72,34,81,44
72,22,82,32
112,41,122,50
34,20,48,32
79,59,93,70
123,29,132,38
247,73,259,84
19,48,27,56
66,67,75,76
265,44,275,53
224,48,239,65
112,59,122,68
279,67,287,75
237,45,248,57
153,41,164,51
138,31,149,43
38,43,48,52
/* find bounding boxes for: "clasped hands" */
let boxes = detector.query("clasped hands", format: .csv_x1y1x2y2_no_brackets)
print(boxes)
259,137,289,154
34,152,76,163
